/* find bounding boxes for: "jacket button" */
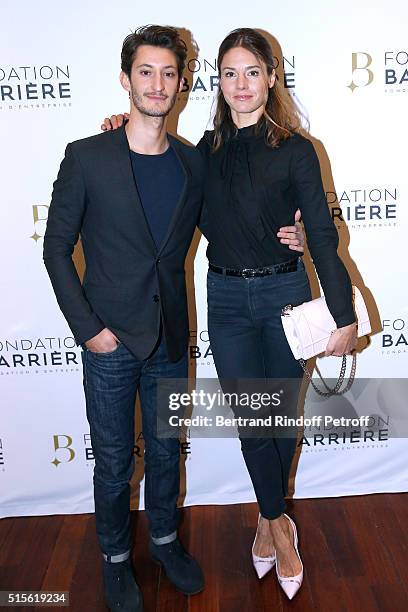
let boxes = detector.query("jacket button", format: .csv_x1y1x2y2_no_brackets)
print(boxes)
156,258,161,264
153,294,159,302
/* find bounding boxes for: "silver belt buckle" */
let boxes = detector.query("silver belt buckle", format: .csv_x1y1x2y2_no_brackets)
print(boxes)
241,268,254,278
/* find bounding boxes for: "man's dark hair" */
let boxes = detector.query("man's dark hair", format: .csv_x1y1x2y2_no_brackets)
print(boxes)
121,25,187,78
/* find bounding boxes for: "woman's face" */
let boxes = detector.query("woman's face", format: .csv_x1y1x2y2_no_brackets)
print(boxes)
219,46,275,126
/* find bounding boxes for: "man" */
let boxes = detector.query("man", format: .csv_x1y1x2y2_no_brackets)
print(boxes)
44,25,303,612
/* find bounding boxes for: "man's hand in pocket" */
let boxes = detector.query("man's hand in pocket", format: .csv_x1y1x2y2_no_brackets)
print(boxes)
85,328,119,353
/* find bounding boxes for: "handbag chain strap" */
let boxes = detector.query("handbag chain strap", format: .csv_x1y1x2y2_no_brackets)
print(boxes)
299,353,357,397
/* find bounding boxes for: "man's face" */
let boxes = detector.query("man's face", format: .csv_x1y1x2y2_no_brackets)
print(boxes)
121,45,183,117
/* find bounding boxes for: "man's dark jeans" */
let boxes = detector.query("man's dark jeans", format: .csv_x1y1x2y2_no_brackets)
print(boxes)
82,336,188,561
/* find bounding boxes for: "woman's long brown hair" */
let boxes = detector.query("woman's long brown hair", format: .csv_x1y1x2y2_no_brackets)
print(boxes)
212,28,304,151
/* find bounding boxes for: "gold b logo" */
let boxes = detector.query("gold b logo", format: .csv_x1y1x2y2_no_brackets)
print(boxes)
348,52,374,92
52,434,75,467
31,204,49,242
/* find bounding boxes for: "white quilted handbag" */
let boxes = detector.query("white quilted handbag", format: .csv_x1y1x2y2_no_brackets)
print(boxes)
281,286,371,396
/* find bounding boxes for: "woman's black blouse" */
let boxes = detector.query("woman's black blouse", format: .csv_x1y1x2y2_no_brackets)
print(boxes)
197,124,355,328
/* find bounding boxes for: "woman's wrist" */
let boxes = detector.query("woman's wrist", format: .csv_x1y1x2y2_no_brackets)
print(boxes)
337,322,357,332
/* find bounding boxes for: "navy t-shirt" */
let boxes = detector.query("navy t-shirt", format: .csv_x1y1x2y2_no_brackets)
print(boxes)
130,146,185,249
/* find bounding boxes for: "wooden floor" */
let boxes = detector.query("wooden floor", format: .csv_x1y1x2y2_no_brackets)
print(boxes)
0,495,407,611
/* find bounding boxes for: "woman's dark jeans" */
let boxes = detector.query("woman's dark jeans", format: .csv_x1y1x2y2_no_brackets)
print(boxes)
207,258,312,519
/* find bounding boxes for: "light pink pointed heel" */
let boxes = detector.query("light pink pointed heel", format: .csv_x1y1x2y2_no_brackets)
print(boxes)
251,514,276,579
275,513,303,599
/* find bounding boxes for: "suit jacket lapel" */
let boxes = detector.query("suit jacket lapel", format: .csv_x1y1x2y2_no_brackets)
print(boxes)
157,135,190,256
110,125,158,254
109,127,191,257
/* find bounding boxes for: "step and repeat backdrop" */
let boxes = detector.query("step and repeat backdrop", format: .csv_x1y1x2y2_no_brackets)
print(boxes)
1,0,407,517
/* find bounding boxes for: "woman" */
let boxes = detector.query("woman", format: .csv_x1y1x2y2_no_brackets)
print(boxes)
103,27,357,600
197,28,356,599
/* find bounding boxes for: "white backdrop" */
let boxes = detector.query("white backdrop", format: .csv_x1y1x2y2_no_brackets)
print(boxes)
1,0,407,518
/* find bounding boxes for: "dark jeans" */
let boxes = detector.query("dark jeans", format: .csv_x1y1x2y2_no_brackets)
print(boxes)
82,336,188,560
207,258,312,519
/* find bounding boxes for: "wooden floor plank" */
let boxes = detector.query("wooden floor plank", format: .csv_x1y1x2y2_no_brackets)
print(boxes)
343,494,405,595
188,505,219,612
0,518,13,551
0,517,42,569
214,504,253,612
337,575,380,612
387,492,408,524
362,494,408,602
2,516,63,588
295,498,349,611
381,494,408,592
69,516,105,611
315,498,365,579
41,515,88,592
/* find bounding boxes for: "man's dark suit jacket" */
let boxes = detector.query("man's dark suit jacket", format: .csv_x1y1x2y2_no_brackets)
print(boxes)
43,125,204,362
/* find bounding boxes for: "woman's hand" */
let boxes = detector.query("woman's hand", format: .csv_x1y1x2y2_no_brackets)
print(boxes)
101,113,129,131
325,323,357,357
277,209,304,253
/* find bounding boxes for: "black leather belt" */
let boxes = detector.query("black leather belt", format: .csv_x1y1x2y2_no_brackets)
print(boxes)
209,259,299,278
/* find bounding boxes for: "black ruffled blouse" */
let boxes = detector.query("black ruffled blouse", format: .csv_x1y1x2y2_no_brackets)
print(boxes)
197,123,355,328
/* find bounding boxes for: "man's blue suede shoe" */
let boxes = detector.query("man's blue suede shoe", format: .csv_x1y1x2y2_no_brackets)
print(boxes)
102,558,143,611
149,538,204,595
